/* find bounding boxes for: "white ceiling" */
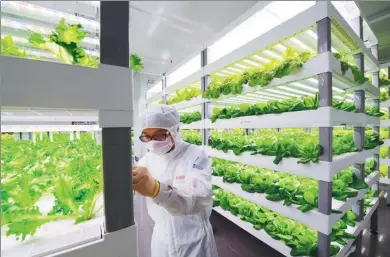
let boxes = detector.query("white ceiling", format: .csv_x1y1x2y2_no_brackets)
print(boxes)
129,1,259,81
357,1,390,65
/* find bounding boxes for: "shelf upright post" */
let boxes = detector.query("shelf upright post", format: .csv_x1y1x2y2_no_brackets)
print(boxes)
317,17,332,257
351,15,365,253
370,44,380,233
388,66,390,206
201,48,211,147
162,74,168,104
100,1,134,233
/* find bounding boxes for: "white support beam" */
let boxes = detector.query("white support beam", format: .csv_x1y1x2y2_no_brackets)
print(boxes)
366,7,390,25
0,56,133,111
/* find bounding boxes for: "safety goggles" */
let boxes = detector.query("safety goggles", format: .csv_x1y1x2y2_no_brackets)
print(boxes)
139,132,169,142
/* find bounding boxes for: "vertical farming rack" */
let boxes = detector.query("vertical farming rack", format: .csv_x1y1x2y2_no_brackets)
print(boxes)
1,2,137,257
147,2,382,257
380,65,390,204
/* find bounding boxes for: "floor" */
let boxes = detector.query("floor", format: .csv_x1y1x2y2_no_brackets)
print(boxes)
211,192,390,257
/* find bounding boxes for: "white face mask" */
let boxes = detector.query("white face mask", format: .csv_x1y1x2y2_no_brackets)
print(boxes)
145,137,173,155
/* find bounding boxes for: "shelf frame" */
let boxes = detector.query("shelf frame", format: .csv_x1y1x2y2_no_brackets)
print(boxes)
383,65,390,205
316,17,333,256
0,2,137,257
146,1,380,104
212,171,379,235
141,2,381,256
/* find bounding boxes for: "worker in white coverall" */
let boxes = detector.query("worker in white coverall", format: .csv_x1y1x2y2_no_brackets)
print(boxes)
132,104,219,257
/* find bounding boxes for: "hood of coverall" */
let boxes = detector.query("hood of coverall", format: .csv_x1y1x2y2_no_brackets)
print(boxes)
140,104,184,155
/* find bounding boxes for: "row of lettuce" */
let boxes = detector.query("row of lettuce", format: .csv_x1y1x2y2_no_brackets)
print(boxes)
180,131,379,256
180,93,384,125
213,187,376,257
182,128,382,163
1,133,104,241
163,46,389,106
182,128,387,178
1,18,144,71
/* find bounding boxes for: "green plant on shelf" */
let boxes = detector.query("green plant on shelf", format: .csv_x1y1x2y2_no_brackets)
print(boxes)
1,133,103,241
159,86,202,105
28,18,99,68
208,93,383,123
213,188,358,256
1,35,28,58
208,128,382,165
212,158,373,213
381,110,388,120
380,88,389,102
333,52,367,84
366,73,390,88
4,19,143,71
363,189,377,216
130,53,144,72
182,130,202,145
180,111,202,124
380,166,388,178
203,48,315,100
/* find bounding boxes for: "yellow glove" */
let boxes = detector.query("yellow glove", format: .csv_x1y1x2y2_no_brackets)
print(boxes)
132,166,160,198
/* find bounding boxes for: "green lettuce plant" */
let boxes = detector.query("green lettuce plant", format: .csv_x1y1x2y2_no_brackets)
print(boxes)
1,133,103,241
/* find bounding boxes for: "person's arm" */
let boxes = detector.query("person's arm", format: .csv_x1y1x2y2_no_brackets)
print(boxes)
152,151,212,216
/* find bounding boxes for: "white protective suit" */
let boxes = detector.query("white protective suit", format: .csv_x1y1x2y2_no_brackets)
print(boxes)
137,105,218,257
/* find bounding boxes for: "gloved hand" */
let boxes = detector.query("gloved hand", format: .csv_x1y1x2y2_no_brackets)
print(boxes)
132,166,160,198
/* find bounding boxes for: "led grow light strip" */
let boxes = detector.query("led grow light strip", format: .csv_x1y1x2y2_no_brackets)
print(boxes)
289,38,312,51
273,44,287,52
277,85,314,96
227,67,244,73
291,82,318,92
3,34,100,58
235,63,249,69
1,1,99,31
246,93,277,101
262,50,283,60
252,55,269,63
219,70,237,75
266,88,303,98
1,18,100,45
242,59,261,67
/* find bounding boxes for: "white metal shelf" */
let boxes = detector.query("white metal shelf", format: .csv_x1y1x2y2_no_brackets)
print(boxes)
146,2,379,102
379,159,390,166
380,178,390,185
334,198,379,257
213,198,379,257
184,107,379,129
380,99,390,109
1,125,100,133
1,217,104,257
164,51,379,109
213,206,293,257
164,51,379,112
210,52,379,105
212,171,379,235
203,1,379,79
171,96,208,111
0,55,133,112
380,119,390,127
382,139,390,147
206,146,380,182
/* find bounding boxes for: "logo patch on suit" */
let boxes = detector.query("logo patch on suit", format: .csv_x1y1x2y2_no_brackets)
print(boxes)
192,164,203,170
